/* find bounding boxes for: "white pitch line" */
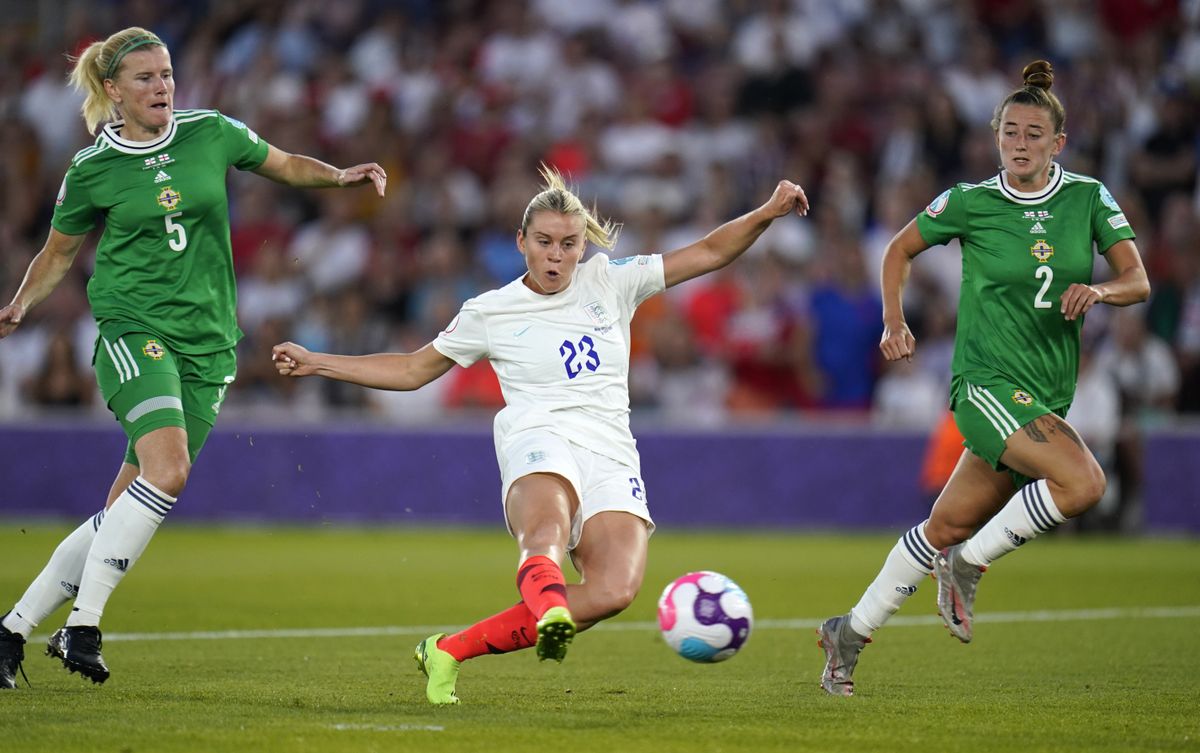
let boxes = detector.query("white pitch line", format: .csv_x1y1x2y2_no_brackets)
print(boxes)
68,605,1200,643
329,723,444,733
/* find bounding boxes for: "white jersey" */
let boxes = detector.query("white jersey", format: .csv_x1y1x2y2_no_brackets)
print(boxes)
434,252,666,469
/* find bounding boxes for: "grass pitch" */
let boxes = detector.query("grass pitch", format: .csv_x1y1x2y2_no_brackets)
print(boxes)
1,524,1197,753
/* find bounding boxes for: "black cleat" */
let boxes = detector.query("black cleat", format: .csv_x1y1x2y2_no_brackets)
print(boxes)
46,626,110,684
0,618,26,689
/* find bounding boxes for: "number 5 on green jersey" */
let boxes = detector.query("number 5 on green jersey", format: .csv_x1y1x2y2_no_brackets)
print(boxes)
165,211,186,251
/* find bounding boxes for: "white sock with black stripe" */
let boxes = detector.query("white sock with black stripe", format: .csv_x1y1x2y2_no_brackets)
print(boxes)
961,479,1066,567
66,478,176,627
2,510,105,638
849,520,937,636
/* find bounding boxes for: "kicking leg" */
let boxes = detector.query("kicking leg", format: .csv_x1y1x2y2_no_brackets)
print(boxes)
415,472,576,704
417,507,646,705
506,473,576,661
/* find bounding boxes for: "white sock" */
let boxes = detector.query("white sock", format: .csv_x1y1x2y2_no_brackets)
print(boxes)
66,478,175,627
2,510,105,638
849,521,936,636
961,479,1067,567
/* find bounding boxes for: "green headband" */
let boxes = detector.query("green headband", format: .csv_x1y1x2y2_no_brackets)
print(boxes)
104,35,161,80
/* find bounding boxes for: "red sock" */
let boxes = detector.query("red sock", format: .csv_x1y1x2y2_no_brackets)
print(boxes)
516,555,569,619
437,602,537,661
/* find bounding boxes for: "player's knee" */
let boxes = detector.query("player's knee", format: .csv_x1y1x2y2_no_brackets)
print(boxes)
1082,461,1107,507
923,517,973,550
590,581,640,620
1053,462,1106,518
517,527,569,561
142,459,191,498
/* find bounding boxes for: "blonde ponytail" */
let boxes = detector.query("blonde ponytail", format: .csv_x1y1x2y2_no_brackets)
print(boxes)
521,164,620,251
67,27,165,135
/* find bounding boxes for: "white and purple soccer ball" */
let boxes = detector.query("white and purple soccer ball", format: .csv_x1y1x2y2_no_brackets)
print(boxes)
657,571,753,663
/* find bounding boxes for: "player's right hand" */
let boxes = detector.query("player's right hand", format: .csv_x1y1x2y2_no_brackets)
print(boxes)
0,303,26,339
272,341,316,377
880,320,916,362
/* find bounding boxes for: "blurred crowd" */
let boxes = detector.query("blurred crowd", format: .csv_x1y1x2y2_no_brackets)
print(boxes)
0,0,1197,467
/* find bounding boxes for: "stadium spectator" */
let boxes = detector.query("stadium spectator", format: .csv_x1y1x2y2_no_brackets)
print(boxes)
270,167,809,704
720,252,820,413
1174,249,1200,413
1128,89,1197,224
407,229,486,334
228,178,294,275
1098,307,1180,421
286,190,373,295
1095,306,1181,531
0,26,387,689
629,309,730,425
236,241,305,332
1066,338,1123,530
808,235,883,410
544,33,621,140
818,61,1150,696
872,356,945,430
318,289,392,410
26,327,95,408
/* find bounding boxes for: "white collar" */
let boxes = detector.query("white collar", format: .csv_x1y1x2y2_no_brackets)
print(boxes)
996,162,1064,205
100,117,177,154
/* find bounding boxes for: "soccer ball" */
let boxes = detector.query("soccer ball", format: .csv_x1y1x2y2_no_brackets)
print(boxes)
657,571,753,663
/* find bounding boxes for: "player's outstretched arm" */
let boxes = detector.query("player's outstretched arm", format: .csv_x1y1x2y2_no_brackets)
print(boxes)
253,144,387,197
661,179,808,288
0,228,88,340
272,341,455,391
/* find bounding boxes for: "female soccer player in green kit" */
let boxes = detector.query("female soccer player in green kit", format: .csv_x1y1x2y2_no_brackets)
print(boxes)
0,26,386,687
817,60,1150,696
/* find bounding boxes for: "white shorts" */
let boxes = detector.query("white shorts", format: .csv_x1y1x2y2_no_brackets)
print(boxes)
499,429,655,551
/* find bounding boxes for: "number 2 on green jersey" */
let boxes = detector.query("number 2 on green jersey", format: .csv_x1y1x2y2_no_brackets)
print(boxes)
1034,266,1053,309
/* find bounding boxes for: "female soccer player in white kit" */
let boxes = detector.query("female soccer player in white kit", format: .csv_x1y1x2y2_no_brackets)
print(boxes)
273,166,808,704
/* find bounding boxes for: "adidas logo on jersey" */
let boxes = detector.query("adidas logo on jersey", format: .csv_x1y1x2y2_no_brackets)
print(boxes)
1029,221,1046,234
154,170,172,183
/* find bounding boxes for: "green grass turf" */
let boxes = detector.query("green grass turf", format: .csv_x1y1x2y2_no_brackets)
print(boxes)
1,524,1198,753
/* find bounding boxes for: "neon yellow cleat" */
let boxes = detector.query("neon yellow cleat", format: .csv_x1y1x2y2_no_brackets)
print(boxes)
414,633,461,705
535,606,576,663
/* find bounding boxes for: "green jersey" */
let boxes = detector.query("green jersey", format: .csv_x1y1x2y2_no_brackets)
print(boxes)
916,164,1136,410
51,109,270,354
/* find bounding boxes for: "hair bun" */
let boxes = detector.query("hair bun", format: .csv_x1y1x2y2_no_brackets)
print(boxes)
1022,60,1054,90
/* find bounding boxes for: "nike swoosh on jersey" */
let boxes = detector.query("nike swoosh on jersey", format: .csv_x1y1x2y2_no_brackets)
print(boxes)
513,325,532,337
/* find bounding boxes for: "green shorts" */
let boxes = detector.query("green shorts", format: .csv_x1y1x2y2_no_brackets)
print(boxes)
951,379,1068,487
93,330,236,465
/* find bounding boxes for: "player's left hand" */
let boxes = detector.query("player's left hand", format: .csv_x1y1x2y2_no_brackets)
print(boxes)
762,180,810,218
337,163,388,197
1060,283,1104,321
